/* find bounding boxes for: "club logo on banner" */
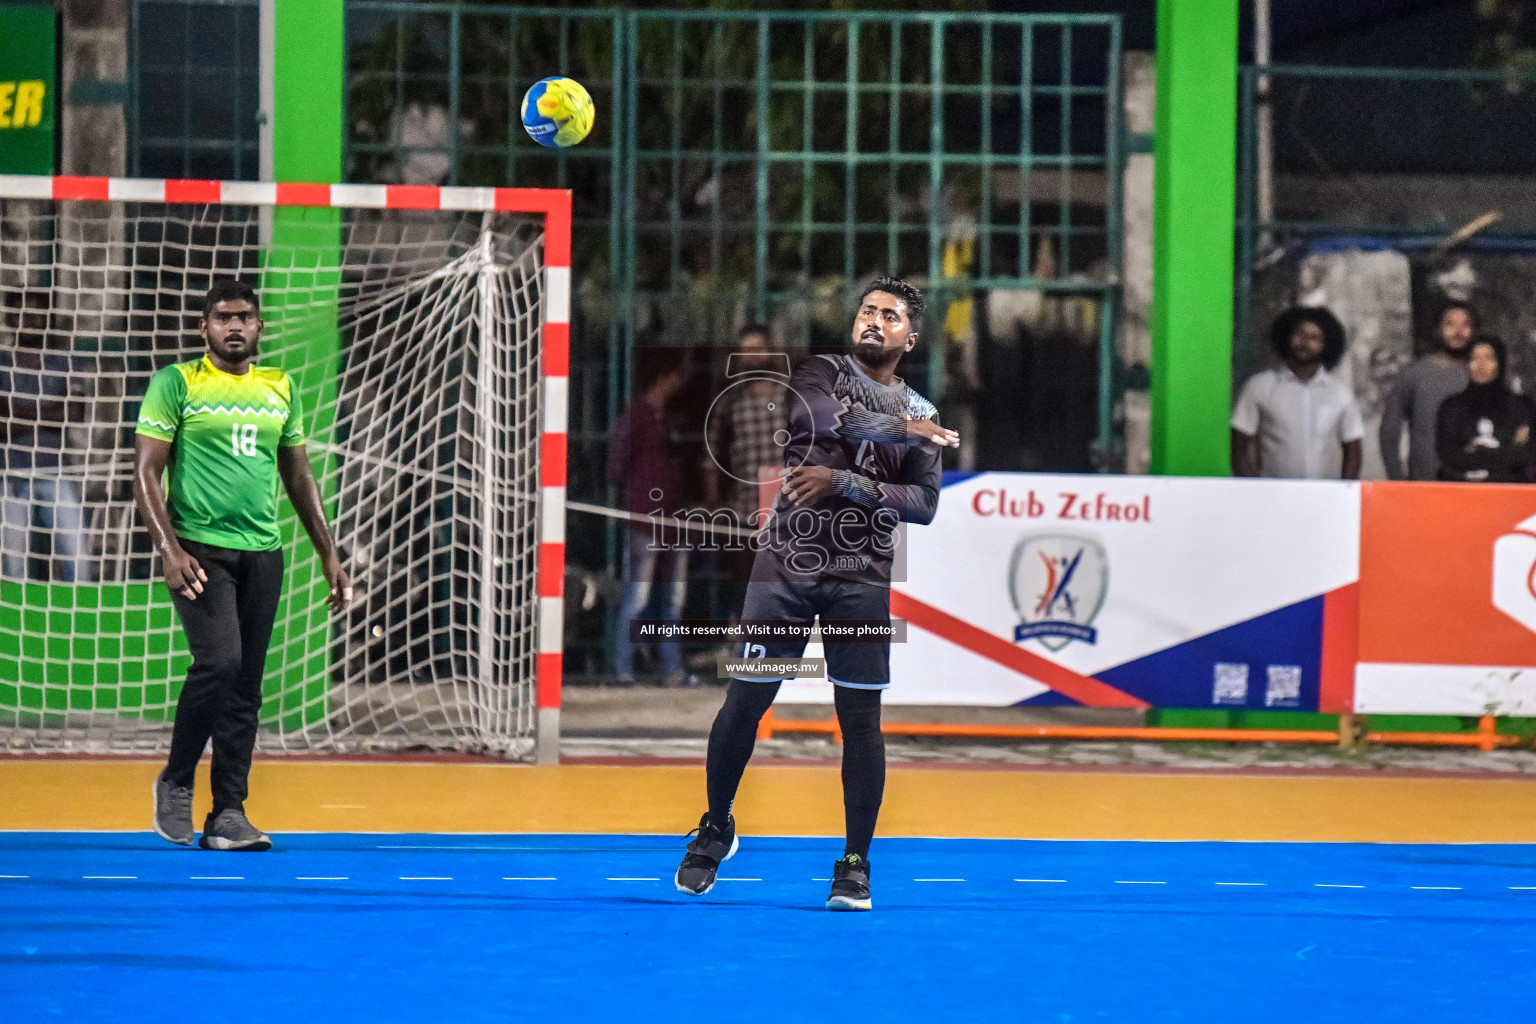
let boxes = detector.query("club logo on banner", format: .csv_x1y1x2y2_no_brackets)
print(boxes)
1008,532,1107,650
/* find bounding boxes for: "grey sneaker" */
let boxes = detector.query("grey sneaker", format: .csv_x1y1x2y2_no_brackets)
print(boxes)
152,773,195,846
199,808,272,852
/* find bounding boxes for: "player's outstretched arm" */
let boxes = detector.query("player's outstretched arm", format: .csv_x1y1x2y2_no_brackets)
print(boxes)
277,444,352,613
133,434,206,601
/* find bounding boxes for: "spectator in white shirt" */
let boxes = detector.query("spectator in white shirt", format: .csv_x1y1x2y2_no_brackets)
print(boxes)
1231,306,1364,480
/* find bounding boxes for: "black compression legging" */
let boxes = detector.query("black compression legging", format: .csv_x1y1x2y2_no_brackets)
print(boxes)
705,679,886,860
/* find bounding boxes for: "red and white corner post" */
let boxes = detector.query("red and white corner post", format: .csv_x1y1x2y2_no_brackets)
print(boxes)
532,191,571,765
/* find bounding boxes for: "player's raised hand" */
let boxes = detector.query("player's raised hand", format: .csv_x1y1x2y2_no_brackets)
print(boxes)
906,418,959,447
781,464,837,505
163,545,206,601
323,556,353,613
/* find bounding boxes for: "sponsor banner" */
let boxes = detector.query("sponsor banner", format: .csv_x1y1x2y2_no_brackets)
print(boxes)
0,6,55,175
779,472,1360,707
1355,663,1536,716
1355,482,1536,714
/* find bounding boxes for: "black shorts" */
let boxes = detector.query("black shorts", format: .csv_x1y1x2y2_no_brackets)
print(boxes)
733,564,892,690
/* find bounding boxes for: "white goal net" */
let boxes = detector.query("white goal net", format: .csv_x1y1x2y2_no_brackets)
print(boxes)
0,185,555,759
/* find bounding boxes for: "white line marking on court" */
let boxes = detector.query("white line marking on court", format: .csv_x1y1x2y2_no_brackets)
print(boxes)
607,877,659,881
1015,878,1067,883
0,874,28,879
1215,882,1267,887
377,845,539,851
83,875,136,880
503,877,557,881
189,876,243,880
1410,886,1461,890
1510,886,1536,890
1114,880,1166,885
914,878,966,882
400,876,452,881
812,878,831,882
296,877,349,881
1314,884,1364,889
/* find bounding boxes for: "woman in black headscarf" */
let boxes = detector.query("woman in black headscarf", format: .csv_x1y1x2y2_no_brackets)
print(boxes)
1435,335,1532,483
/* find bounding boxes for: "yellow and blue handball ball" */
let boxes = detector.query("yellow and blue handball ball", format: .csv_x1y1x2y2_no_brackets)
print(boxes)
520,77,595,149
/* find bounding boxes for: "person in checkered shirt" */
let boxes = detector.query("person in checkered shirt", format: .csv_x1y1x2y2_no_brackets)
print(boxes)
703,324,789,599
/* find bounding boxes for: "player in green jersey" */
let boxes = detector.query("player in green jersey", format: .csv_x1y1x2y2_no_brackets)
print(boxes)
137,279,351,851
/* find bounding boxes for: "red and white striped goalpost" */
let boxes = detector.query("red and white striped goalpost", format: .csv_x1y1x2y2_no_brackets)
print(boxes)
0,175,570,763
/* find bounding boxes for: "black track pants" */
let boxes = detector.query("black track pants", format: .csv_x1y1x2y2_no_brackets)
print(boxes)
161,539,284,814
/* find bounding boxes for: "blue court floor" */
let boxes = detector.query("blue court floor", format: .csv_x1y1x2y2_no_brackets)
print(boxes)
3,832,1534,1022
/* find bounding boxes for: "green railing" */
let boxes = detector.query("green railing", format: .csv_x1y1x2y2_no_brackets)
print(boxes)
129,0,260,180
342,4,1122,476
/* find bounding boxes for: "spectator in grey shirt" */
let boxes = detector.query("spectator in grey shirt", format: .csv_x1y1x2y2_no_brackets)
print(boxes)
1379,300,1474,480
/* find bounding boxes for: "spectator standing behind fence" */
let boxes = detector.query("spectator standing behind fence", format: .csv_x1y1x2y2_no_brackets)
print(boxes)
606,351,699,687
1435,335,1531,483
0,294,91,582
1231,306,1363,480
1380,300,1475,480
703,325,788,593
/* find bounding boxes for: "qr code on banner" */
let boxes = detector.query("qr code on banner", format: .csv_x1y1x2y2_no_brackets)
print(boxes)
1212,663,1249,705
1265,665,1303,707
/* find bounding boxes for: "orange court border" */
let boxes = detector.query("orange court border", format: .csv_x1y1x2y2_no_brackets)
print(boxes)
7,757,1536,844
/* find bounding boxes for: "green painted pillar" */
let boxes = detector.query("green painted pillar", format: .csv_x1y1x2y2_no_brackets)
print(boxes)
1146,1,1244,728
261,0,344,730
264,0,344,183
1150,0,1238,476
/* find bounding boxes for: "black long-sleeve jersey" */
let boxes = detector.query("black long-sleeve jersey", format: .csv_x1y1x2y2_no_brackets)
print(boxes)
757,353,943,586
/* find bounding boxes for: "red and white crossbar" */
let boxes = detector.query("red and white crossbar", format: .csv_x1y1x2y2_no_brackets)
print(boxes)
0,174,571,763
0,174,568,221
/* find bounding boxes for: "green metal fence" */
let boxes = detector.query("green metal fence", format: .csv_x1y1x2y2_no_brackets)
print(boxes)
341,3,1122,464
130,0,260,180
620,13,1122,356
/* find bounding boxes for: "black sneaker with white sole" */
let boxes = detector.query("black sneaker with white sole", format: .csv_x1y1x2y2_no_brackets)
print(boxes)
152,772,195,846
826,853,872,911
198,808,272,851
674,812,737,895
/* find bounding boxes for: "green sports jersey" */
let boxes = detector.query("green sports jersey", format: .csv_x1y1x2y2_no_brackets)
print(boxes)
136,355,306,551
